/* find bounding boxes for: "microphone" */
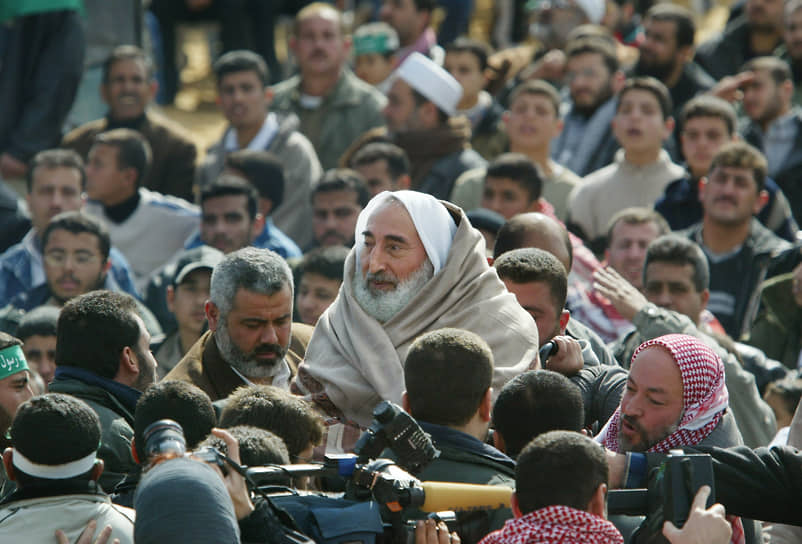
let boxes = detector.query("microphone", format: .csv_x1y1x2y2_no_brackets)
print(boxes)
418,482,513,513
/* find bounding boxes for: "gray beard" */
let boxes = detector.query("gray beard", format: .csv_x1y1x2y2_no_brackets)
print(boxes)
352,259,434,323
215,318,287,379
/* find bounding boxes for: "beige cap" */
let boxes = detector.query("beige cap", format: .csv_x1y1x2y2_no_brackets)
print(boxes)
395,52,462,116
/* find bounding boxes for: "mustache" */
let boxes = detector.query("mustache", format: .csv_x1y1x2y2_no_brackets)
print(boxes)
714,196,737,205
365,271,398,284
252,344,284,356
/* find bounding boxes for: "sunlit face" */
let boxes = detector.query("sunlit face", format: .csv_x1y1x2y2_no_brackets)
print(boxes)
43,230,108,304
481,176,537,220
504,92,561,151
208,287,293,379
312,190,362,247
644,262,708,325
502,279,562,347
618,346,684,452
21,335,57,387
681,116,733,179
605,221,661,289
613,89,672,154
700,166,765,226
296,272,341,325
218,70,270,131
359,201,427,287
168,268,212,335
101,58,155,120
564,52,614,115
27,166,84,233
201,194,259,254
383,79,423,133
292,12,349,78
445,51,486,108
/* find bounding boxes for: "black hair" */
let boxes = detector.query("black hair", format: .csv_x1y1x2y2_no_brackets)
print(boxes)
350,142,410,180
311,169,371,208
224,150,285,210
17,306,60,341
485,153,544,203
41,211,111,263
494,248,568,312
26,149,86,192
296,246,349,282
213,50,270,87
93,128,152,187
201,174,260,220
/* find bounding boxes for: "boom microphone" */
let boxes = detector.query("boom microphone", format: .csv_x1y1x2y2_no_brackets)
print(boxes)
418,482,513,513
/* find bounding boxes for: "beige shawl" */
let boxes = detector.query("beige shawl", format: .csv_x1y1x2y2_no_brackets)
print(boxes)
297,204,540,426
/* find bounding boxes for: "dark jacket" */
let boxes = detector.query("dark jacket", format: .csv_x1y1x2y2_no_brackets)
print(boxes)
414,422,515,544
695,16,753,81
683,219,792,340
62,111,198,202
746,272,802,370
164,325,313,402
570,364,627,431
742,111,802,227
470,100,506,160
656,173,799,242
48,369,140,493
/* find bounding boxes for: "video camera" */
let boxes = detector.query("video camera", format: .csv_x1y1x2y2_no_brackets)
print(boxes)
607,450,716,542
144,401,513,544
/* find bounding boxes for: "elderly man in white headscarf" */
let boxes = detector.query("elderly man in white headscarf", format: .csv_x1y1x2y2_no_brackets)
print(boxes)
293,190,540,431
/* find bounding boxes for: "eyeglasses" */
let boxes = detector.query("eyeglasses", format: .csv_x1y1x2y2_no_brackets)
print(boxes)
43,250,101,267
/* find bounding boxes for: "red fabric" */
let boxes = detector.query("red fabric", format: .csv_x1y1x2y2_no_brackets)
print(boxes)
479,505,623,544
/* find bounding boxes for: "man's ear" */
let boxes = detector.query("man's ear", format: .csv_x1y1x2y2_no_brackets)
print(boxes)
206,300,220,331
698,177,708,202
131,438,140,465
263,87,274,108
251,213,266,241
700,288,710,309
401,391,411,413
166,285,176,313
149,79,159,102
559,309,570,334
492,430,506,453
397,174,411,191
2,448,15,481
102,259,112,275
754,189,770,215
511,492,523,518
479,388,493,422
662,116,676,140
587,483,607,518
90,459,105,482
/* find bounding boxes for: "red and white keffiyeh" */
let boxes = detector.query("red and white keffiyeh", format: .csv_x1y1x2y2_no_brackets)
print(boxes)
595,334,743,544
479,505,623,544
596,334,728,454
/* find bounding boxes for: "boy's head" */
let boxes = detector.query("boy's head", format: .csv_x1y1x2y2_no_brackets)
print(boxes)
481,153,543,219
353,22,399,86
504,80,562,153
17,306,60,388
679,95,738,179
613,77,674,157
444,38,493,110
295,245,349,326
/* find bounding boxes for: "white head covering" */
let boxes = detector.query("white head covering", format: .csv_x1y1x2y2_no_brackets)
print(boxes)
354,191,457,274
575,0,605,24
395,52,463,116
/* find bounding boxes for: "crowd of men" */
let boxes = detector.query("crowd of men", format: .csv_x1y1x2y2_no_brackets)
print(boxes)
5,0,802,542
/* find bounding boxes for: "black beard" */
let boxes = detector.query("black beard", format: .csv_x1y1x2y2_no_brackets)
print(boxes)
634,57,676,83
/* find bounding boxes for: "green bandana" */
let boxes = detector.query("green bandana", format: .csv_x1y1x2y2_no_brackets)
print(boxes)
354,34,394,56
0,345,29,380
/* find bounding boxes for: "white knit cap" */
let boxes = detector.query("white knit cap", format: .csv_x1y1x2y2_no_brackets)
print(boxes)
355,191,457,275
395,52,463,116
574,0,605,24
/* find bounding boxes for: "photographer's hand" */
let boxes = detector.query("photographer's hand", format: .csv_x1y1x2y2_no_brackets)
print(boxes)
415,519,461,544
55,520,119,544
542,336,583,376
662,486,731,544
209,428,255,520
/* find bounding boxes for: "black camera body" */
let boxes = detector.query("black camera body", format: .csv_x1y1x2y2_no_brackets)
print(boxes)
607,450,715,541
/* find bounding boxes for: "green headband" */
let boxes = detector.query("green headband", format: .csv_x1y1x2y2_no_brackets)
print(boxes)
354,34,395,56
0,345,29,380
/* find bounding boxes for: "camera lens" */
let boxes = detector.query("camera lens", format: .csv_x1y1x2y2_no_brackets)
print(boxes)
143,419,187,461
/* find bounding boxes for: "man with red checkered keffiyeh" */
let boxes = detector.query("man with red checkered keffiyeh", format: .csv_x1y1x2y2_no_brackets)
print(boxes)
596,333,746,544
480,431,622,544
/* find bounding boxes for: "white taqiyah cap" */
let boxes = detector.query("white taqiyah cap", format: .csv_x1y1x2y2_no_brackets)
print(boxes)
575,0,605,24
395,52,462,117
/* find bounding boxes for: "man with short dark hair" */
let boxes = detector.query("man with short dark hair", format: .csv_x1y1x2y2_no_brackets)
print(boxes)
310,169,371,249
166,248,314,401
491,371,585,459
0,211,161,337
740,56,802,225
48,290,159,491
0,148,138,307
350,142,411,197
479,430,622,544
479,153,544,220
633,4,715,120
16,306,59,387
185,175,300,258
403,328,515,542
83,129,199,286
0,394,135,543
271,3,387,170
200,50,321,249
62,45,197,201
